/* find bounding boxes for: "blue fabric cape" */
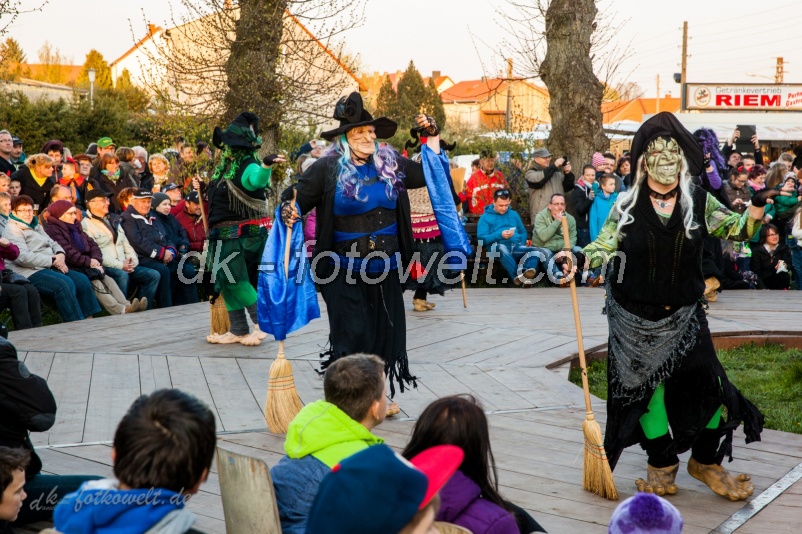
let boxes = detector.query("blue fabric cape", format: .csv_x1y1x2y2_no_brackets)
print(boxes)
257,204,320,341
421,144,473,266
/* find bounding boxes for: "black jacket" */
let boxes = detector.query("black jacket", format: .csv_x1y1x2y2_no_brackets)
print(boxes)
92,172,137,214
151,210,190,255
0,338,56,480
10,166,56,213
572,181,593,229
120,205,168,260
750,242,792,285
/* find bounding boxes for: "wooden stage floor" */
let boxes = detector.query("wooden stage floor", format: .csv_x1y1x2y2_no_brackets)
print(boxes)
10,289,802,533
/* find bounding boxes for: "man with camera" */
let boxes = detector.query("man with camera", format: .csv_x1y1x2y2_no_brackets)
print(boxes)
525,147,574,223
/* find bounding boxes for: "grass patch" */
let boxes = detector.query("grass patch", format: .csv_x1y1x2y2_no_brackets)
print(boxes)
569,342,802,434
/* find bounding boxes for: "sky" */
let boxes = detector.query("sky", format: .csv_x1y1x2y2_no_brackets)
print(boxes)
6,0,802,98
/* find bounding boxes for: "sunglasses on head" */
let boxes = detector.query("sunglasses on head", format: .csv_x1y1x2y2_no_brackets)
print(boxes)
494,189,511,199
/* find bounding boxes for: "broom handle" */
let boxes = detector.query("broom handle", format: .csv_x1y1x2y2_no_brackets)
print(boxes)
560,217,594,415
196,178,209,235
461,272,467,308
277,190,297,360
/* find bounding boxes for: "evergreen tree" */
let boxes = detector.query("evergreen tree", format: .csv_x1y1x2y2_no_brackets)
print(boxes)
374,76,398,120
76,50,113,89
116,69,151,113
0,37,26,80
422,78,446,132
395,61,428,132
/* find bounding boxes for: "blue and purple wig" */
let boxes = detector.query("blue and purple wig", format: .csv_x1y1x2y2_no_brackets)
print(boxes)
326,134,405,202
693,128,726,173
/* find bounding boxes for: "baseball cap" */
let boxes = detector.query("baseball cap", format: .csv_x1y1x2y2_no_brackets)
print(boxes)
163,183,180,193
185,190,200,203
85,143,98,157
305,444,463,534
11,136,21,146
131,189,153,200
96,137,115,148
85,189,113,203
532,147,553,158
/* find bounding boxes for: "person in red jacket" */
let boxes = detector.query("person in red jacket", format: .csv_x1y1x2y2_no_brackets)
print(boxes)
461,150,508,216
171,190,206,253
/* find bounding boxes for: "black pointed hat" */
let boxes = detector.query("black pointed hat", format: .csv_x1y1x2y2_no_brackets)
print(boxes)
320,92,397,141
630,112,704,176
213,112,262,150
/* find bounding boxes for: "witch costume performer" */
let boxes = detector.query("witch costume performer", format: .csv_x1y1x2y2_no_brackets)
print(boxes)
581,112,777,501
205,112,283,346
279,92,468,414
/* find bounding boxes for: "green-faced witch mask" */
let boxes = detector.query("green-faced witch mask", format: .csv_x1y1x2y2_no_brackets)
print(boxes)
645,136,682,186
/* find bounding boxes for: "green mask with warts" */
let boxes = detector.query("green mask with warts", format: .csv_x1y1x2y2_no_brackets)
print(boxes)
644,137,682,185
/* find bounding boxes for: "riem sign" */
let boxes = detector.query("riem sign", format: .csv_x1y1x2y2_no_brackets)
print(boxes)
684,83,802,111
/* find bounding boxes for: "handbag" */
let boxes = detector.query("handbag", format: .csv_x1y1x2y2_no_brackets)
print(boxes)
75,267,105,281
1,269,30,285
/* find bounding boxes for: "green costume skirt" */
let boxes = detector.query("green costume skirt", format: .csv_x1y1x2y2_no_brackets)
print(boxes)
206,226,268,311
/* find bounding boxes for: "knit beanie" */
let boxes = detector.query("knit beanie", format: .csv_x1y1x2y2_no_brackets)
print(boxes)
151,192,170,210
608,493,683,534
48,200,75,220
592,152,606,168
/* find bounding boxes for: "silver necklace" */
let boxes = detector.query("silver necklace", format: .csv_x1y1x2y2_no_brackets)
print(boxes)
651,197,673,209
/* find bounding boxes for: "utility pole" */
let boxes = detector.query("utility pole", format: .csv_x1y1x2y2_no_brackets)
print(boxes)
656,74,660,113
775,57,784,84
505,58,513,132
680,21,688,110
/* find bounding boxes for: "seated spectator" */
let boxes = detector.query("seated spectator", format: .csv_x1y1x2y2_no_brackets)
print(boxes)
531,193,583,282
148,153,171,192
163,183,183,207
83,189,161,309
39,184,77,228
0,338,101,530
477,189,544,286
151,193,197,305
751,224,792,289
0,176,9,194
58,156,92,211
525,148,573,221
0,225,42,330
10,154,57,214
93,153,137,214
4,195,100,322
7,179,19,198
120,189,176,308
306,443,463,534
0,447,28,528
589,173,618,242
720,242,758,290
171,190,206,254
54,389,216,534
117,187,136,213
271,354,387,534
0,192,9,234
572,165,596,247
403,395,544,534
463,150,509,216
115,147,139,187
608,492,682,534
721,167,751,214
45,200,145,314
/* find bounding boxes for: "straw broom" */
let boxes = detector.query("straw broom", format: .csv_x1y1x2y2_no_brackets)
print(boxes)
560,217,618,501
265,192,303,433
195,180,230,335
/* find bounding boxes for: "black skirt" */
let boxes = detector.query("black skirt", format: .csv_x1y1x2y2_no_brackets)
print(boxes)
604,305,764,470
403,237,462,296
318,262,416,397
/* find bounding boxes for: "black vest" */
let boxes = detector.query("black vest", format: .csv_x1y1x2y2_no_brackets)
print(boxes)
207,156,268,227
610,184,708,308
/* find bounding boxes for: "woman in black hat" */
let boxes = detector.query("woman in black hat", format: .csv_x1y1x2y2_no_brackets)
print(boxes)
577,112,779,501
280,92,447,413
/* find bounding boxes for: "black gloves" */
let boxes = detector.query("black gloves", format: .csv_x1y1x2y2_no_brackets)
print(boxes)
263,154,281,166
751,188,780,208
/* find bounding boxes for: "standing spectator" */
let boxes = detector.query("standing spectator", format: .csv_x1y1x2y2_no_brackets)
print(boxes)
721,167,752,215
172,190,206,254
722,127,763,171
764,162,787,190
82,189,161,308
771,176,800,240
572,164,596,247
132,146,151,189
403,395,545,534
150,193,197,305
148,153,171,192
10,154,57,214
525,147,574,221
94,153,137,214
750,224,791,290
0,131,15,177
477,189,545,286
40,140,64,181
120,189,175,308
589,174,618,242
790,206,802,290
163,135,184,163
115,147,139,187
66,153,95,210
464,150,509,216
10,137,25,169
91,137,116,175
172,144,198,191
3,195,100,322
615,155,632,189
741,154,756,171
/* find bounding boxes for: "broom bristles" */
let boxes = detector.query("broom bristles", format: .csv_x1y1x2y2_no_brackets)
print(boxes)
265,354,303,434
210,296,230,335
582,415,619,500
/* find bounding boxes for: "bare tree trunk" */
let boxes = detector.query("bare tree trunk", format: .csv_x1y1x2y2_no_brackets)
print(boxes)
540,0,607,166
224,0,288,153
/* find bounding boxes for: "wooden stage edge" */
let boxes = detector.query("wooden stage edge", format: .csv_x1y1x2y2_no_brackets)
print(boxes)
9,289,802,534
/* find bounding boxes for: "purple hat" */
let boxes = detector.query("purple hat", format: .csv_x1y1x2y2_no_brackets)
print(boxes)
608,493,683,534
48,200,75,220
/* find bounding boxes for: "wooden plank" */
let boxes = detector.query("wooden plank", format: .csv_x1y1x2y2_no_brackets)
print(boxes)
46,353,94,445
216,447,282,533
139,354,172,392
83,353,142,443
201,358,265,431
167,355,223,431
236,358,271,416
441,365,533,411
